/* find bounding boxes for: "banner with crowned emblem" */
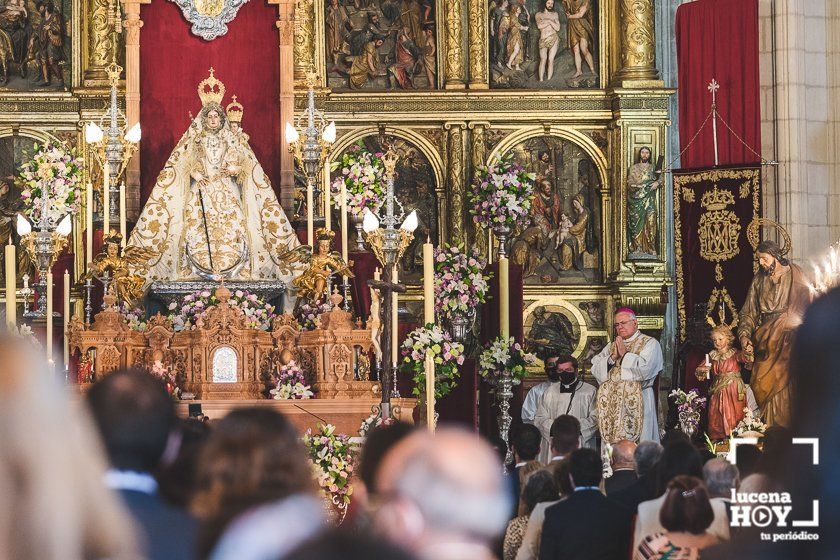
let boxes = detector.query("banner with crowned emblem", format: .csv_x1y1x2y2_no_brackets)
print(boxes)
673,165,762,340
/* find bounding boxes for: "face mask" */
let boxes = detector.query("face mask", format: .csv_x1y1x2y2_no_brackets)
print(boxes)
559,370,576,385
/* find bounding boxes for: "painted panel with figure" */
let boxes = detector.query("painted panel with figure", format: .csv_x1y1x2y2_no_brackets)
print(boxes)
508,135,601,285
331,135,438,283
325,0,436,90
0,0,70,90
0,136,35,281
489,0,597,89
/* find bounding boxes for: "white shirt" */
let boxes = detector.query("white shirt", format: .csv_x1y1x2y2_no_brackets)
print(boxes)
521,380,552,424
104,470,158,495
533,379,598,462
591,330,663,442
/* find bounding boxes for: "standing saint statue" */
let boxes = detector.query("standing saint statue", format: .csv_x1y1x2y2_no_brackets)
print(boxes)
126,69,303,288
592,308,663,443
738,239,811,427
627,146,661,257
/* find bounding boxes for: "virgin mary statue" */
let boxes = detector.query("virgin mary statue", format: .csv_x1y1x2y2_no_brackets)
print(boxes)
126,69,302,286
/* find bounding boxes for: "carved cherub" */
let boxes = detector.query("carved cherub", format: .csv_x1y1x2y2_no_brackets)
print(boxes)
279,228,354,302
84,230,156,305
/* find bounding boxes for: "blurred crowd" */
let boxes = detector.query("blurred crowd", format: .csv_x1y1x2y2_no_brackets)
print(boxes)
0,287,838,559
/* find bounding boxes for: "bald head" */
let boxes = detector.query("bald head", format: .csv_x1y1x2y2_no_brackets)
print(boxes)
376,428,511,547
611,439,636,470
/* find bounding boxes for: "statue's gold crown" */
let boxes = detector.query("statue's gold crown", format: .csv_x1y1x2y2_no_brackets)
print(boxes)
701,186,735,211
198,68,226,107
316,227,336,242
226,95,244,123
103,229,123,246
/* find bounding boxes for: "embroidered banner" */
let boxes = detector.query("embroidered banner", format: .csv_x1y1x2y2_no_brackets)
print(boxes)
673,165,762,340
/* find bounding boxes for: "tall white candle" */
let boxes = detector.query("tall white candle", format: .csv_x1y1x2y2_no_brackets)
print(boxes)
422,239,435,431
5,239,15,328
392,265,399,364
119,182,126,247
103,162,110,236
306,180,314,247
499,256,510,338
85,181,93,269
324,177,331,231
63,270,70,368
340,181,348,277
46,271,53,362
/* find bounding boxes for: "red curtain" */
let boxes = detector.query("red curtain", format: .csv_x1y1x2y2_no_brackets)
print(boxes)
139,0,280,203
675,0,761,168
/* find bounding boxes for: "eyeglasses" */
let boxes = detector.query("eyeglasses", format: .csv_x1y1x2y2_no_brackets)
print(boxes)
615,319,636,328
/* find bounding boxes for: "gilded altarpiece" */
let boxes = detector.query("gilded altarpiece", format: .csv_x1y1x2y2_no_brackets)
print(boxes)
296,0,671,374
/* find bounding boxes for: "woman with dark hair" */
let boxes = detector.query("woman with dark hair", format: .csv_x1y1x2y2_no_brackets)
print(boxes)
503,469,558,560
191,408,325,559
634,476,718,559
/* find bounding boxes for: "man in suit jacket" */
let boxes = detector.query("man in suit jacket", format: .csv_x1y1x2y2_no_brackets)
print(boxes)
510,423,543,515
604,439,637,496
610,440,662,511
539,449,633,560
88,370,197,560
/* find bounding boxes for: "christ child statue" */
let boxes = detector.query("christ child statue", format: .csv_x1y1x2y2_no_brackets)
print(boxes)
695,325,749,440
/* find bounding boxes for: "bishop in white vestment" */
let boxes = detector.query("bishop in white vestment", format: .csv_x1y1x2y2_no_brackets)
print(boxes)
591,308,663,443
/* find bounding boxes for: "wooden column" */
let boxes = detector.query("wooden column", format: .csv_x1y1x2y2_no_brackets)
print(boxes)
271,0,297,212
444,122,466,244
467,0,488,89
122,0,148,219
468,122,488,256
443,0,465,89
84,0,115,85
293,0,316,84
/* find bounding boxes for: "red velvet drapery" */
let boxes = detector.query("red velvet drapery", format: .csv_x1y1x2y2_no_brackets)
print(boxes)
675,0,761,167
139,0,281,204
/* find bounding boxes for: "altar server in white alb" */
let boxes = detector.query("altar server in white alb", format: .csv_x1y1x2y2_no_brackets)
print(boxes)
591,308,663,443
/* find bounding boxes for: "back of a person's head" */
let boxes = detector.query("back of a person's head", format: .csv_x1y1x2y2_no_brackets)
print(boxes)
550,458,574,497
0,337,138,560
87,368,176,472
285,529,419,560
193,408,314,558
549,414,581,456
520,469,558,516
156,417,213,508
511,423,541,462
568,448,602,488
659,476,714,535
734,444,762,479
755,425,792,479
660,429,691,447
657,439,703,494
634,441,663,476
703,458,739,498
358,421,414,493
376,428,511,545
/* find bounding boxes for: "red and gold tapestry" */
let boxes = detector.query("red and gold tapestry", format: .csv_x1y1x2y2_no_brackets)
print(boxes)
673,165,761,340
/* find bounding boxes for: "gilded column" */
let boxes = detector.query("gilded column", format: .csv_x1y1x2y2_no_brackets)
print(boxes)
443,0,465,89
467,0,488,89
272,0,297,211
84,0,115,85
293,0,316,84
468,122,488,256
122,0,146,219
445,123,466,244
614,0,660,84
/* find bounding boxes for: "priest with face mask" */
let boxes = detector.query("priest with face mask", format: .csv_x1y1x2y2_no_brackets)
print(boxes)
533,354,598,463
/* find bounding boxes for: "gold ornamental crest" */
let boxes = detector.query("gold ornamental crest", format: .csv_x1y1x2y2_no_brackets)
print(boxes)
698,186,740,263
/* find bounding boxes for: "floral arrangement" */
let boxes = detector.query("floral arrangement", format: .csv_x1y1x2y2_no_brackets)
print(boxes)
358,411,395,438
167,289,275,331
10,324,41,350
304,423,354,515
269,361,314,400
468,152,535,231
478,336,538,385
17,142,85,225
296,300,333,331
150,360,180,399
330,147,386,216
116,302,148,332
434,245,491,320
670,388,707,435
730,406,767,439
400,324,465,401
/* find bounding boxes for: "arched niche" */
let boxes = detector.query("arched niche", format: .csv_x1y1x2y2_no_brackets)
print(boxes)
489,127,608,286
212,346,238,383
328,126,444,284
